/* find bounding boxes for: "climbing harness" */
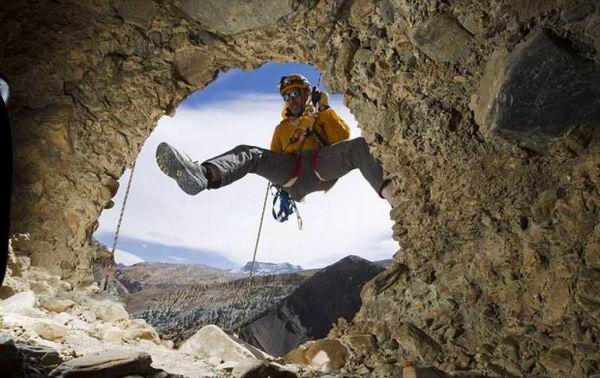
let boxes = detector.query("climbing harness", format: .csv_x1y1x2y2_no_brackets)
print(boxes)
271,184,303,230
268,72,323,230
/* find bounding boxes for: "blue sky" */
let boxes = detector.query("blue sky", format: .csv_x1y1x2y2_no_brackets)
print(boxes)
184,62,326,106
96,63,396,269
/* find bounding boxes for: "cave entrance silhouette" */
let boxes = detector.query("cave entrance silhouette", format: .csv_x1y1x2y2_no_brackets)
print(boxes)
95,62,395,272
93,61,396,356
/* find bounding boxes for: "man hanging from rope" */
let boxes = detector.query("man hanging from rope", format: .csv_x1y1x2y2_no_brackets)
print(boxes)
155,74,394,207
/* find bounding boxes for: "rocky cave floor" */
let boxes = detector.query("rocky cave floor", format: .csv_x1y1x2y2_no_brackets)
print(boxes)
1,242,436,378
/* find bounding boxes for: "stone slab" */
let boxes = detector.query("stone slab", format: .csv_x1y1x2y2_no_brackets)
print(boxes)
49,349,154,378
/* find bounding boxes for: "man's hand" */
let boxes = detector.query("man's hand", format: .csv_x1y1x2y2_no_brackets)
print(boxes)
311,87,330,111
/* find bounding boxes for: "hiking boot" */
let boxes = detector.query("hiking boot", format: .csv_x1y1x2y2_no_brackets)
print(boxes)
155,142,208,195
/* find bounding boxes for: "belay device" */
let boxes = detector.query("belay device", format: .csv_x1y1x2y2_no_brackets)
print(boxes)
271,184,302,230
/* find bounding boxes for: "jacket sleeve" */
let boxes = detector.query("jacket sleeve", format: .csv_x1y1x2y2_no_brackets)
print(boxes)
318,108,351,145
270,126,283,153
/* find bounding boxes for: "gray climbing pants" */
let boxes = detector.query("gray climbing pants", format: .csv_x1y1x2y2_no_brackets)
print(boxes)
203,137,385,201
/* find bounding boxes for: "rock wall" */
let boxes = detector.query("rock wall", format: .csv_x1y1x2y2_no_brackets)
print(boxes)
2,0,600,376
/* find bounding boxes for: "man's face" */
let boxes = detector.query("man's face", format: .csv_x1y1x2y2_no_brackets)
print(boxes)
283,88,306,116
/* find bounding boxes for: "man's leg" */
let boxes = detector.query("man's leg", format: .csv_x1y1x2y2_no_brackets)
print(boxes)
203,145,297,188
315,137,393,201
156,143,297,195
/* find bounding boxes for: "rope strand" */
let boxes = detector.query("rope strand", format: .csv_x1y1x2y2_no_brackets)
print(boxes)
105,161,136,291
234,182,271,334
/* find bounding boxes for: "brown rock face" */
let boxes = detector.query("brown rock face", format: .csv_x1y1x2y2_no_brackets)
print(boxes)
2,1,600,377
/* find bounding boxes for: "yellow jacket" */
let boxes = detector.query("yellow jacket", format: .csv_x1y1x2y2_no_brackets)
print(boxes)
270,104,351,154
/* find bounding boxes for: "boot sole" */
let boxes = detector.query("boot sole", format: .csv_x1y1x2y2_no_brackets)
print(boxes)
156,143,204,195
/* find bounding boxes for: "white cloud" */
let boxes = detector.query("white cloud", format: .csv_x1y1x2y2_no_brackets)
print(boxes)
97,94,398,269
114,248,144,266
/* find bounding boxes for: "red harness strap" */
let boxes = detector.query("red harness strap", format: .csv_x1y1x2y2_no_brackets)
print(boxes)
311,149,319,172
292,155,303,178
290,150,319,180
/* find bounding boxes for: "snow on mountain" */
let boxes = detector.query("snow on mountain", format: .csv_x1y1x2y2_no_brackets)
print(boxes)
230,261,303,276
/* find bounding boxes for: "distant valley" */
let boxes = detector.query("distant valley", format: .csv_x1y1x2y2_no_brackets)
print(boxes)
115,255,390,354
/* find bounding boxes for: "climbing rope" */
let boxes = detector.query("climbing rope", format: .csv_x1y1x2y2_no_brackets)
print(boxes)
232,71,322,332
233,182,271,334
110,161,136,257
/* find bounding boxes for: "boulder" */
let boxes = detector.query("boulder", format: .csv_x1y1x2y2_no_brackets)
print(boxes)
17,343,62,366
176,0,299,35
49,350,155,378
124,328,161,344
470,30,600,150
123,319,161,344
0,333,24,377
179,325,268,364
39,296,76,313
174,50,216,87
232,358,297,378
90,300,129,322
117,0,159,28
283,339,348,370
1,291,36,314
343,334,377,355
395,324,442,362
410,13,472,63
98,326,124,343
32,319,68,341
539,348,573,375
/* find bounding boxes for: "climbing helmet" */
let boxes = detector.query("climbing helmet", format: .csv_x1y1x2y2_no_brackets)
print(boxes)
279,74,311,95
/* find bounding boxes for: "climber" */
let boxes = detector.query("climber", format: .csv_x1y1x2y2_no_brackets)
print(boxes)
155,74,393,204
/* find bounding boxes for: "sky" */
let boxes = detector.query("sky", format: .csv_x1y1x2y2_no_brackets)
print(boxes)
95,63,397,269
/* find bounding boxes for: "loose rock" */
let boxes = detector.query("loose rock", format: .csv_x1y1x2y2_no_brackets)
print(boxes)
49,350,155,378
410,13,472,63
471,30,600,150
0,333,24,377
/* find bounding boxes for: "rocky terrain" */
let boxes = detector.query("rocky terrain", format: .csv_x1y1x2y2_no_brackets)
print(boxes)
0,244,222,377
241,256,384,356
125,255,383,356
127,272,308,346
119,261,244,289
2,0,600,376
1,241,367,377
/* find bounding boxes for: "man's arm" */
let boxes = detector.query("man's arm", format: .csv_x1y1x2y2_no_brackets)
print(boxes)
318,107,351,145
270,126,284,153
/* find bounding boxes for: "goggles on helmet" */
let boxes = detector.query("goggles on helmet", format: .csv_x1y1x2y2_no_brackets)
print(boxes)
282,89,303,102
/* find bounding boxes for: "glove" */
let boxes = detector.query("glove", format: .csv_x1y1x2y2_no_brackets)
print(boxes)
311,87,321,106
311,87,329,111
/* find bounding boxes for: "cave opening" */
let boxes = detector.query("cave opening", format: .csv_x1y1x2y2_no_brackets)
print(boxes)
94,62,396,271
91,61,397,356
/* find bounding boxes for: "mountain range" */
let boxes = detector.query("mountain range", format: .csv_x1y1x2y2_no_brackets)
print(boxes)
94,232,239,269
230,261,303,276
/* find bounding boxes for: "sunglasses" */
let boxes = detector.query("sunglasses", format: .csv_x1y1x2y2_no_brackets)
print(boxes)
282,89,302,102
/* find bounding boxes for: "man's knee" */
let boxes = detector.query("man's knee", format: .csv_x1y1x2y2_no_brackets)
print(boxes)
233,144,256,152
346,137,370,158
